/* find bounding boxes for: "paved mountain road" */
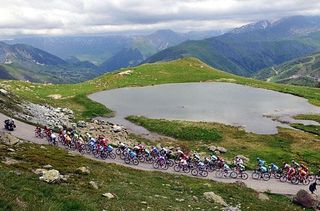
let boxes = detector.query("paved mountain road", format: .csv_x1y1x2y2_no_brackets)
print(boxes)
1,113,318,196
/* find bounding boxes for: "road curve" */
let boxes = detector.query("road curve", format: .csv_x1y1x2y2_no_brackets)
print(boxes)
0,113,318,196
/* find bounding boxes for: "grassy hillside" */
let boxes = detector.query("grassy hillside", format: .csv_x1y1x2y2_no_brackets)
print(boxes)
127,116,320,171
255,52,320,87
0,142,301,210
3,57,320,120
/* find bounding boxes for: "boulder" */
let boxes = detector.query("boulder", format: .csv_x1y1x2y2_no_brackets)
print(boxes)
102,193,115,199
258,193,269,201
217,147,227,153
77,121,87,128
293,189,320,209
203,192,228,206
76,167,90,175
39,169,63,183
0,132,21,145
112,125,123,132
208,145,217,152
236,155,249,162
89,181,99,190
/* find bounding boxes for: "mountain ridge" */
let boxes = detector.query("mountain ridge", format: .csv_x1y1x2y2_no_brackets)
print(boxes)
143,16,320,76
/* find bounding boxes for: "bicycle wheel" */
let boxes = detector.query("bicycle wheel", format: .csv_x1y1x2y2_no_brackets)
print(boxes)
138,155,145,163
241,172,249,180
167,159,174,167
262,173,271,181
173,164,181,172
115,148,122,155
291,177,299,185
109,152,116,159
307,174,315,182
94,151,101,158
275,173,281,179
230,171,238,179
191,169,199,176
183,166,190,174
280,175,287,182
201,170,209,177
162,164,169,170
303,179,310,186
120,153,126,160
251,172,260,180
100,153,107,160
147,157,155,164
124,157,130,164
133,159,139,165
153,162,160,169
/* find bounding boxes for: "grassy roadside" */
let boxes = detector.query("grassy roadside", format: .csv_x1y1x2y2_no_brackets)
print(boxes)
0,142,302,211
290,123,320,136
2,57,320,120
294,114,320,123
127,116,320,171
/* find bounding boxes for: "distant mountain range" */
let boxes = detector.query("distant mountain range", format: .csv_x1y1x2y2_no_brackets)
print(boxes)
143,16,320,77
0,29,222,83
5,29,223,69
0,42,98,83
255,51,320,87
2,16,320,86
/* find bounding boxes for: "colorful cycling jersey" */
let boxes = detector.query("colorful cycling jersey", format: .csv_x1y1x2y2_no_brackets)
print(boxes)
145,149,150,156
211,155,218,161
259,166,267,173
223,164,231,171
107,145,113,152
236,158,244,165
89,138,96,145
271,164,279,172
292,161,300,169
257,159,266,166
238,164,246,171
152,147,159,154
129,150,136,158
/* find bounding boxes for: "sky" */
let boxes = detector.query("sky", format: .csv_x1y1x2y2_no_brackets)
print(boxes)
0,0,320,37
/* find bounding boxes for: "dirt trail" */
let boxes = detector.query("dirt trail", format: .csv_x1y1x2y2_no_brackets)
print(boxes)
1,113,318,196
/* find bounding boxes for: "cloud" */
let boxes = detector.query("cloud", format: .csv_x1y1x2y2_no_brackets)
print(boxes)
0,0,319,37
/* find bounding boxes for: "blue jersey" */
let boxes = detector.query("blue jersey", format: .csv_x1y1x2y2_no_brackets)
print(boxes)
271,164,279,172
258,159,266,166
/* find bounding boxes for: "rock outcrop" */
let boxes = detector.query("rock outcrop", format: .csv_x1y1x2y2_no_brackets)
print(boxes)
0,131,21,145
16,103,74,128
38,169,65,183
293,189,320,209
203,192,228,206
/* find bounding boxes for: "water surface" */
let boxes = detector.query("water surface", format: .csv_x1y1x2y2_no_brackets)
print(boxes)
89,83,320,134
